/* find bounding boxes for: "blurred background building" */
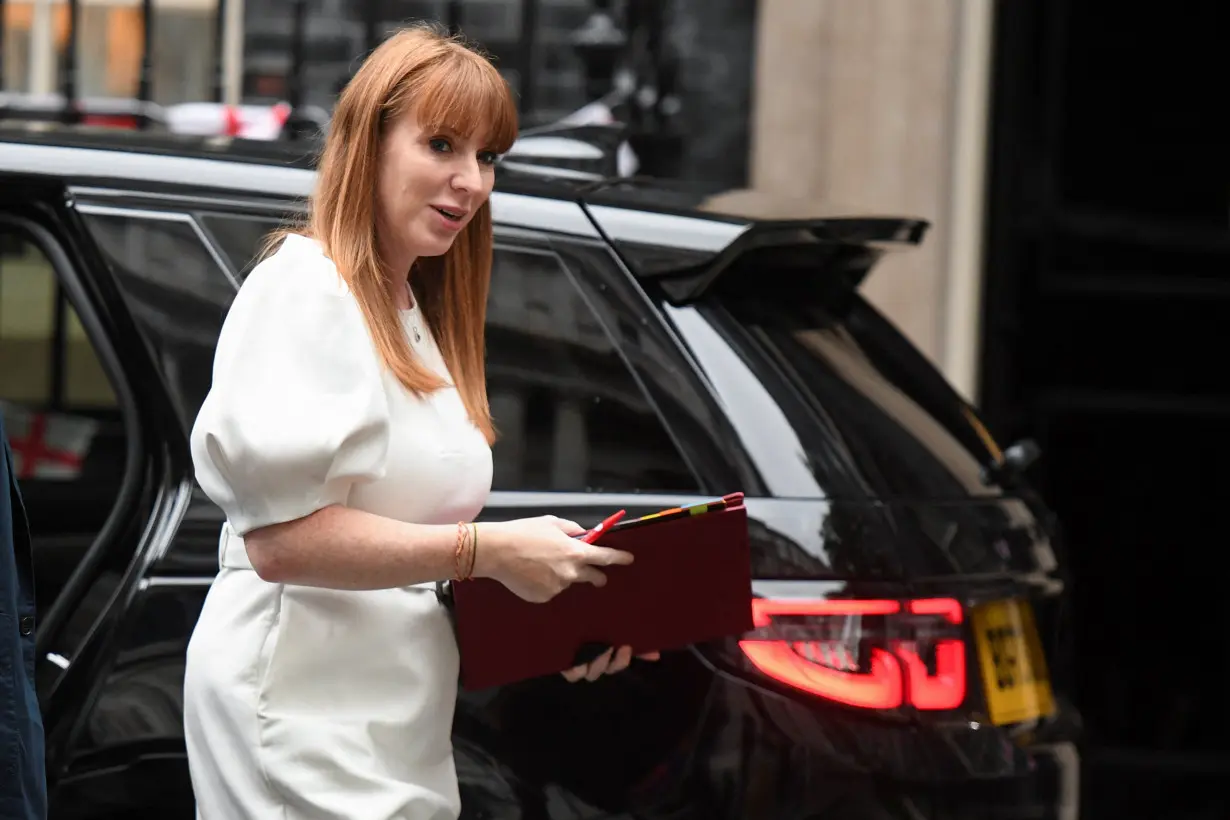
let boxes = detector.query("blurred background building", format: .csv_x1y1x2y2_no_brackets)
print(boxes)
1,0,217,101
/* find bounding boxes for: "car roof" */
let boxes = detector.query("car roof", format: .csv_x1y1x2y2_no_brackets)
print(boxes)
0,122,786,218
0,122,928,299
0,122,623,202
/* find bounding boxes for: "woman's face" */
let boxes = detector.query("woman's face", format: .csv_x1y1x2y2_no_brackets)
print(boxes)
375,110,499,266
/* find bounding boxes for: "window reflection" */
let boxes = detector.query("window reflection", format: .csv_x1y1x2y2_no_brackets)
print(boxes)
788,325,992,496
664,303,823,499
0,228,128,618
83,212,236,305
0,230,116,411
81,210,233,432
698,295,1006,502
0,233,55,404
488,247,698,493
198,213,284,280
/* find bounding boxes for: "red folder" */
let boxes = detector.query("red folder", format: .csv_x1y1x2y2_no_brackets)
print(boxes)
451,495,754,691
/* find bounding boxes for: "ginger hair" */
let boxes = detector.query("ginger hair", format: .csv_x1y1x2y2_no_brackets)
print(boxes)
273,24,517,443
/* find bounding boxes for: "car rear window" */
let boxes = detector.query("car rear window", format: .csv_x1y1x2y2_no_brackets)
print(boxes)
679,291,1008,502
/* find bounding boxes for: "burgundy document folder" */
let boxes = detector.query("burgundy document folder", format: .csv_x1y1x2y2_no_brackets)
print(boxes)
451,497,754,691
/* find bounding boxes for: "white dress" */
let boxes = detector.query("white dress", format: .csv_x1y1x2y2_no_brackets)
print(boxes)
183,234,493,820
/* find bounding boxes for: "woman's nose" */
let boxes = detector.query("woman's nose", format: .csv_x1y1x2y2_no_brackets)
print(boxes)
452,157,483,191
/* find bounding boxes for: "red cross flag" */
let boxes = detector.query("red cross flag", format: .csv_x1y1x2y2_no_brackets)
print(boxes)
2,403,98,481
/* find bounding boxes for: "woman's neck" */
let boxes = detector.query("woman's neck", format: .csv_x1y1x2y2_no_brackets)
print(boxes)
378,242,417,310
392,275,415,310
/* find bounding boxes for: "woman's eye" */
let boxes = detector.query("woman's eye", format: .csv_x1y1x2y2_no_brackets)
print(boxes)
429,138,452,153
478,151,499,166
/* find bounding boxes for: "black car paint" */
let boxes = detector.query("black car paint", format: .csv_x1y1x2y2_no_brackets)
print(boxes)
0,126,1076,819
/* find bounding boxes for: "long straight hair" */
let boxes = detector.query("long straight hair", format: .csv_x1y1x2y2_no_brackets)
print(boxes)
277,24,516,443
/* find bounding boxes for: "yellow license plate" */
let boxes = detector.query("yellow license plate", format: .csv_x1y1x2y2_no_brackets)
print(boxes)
971,598,1057,726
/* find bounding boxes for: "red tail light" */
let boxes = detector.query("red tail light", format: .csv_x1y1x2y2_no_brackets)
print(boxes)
738,597,968,711
895,598,966,710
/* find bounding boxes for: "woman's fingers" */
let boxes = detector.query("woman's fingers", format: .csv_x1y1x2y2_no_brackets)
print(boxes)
561,646,659,682
547,516,586,536
584,648,613,681
575,565,607,587
607,645,633,675
568,545,631,588
579,544,634,566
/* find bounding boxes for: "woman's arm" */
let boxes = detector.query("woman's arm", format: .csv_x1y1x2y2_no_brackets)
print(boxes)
194,251,631,599
244,506,632,598
244,504,458,589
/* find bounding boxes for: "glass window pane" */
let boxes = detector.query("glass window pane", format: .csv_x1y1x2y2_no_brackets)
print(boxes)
198,213,284,280
81,210,234,429
0,225,122,517
65,310,117,407
84,213,236,305
487,246,697,493
0,231,55,403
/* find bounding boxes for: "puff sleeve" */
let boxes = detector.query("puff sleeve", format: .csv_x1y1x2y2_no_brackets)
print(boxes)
189,239,390,536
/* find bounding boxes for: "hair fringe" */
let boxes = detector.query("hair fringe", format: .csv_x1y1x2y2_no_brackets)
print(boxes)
259,23,517,444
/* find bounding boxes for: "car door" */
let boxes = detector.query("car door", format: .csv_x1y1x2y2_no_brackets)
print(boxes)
0,174,204,815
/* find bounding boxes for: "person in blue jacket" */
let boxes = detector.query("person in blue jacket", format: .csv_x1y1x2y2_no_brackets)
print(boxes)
1,410,47,820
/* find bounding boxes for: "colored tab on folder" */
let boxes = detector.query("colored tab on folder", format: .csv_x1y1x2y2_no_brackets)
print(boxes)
604,492,744,535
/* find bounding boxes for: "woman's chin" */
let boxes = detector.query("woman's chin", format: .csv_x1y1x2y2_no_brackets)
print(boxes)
409,233,459,259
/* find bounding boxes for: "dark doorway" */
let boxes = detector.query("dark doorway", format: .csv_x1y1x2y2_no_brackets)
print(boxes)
981,3,1229,819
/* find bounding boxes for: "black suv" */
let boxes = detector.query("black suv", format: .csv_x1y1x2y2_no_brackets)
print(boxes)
0,123,1078,819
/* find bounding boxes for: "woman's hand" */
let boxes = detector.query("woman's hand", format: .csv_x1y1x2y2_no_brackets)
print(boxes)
561,646,662,683
476,515,635,603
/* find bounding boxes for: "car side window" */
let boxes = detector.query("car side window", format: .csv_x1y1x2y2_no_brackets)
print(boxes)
80,208,236,431
0,224,128,611
488,246,699,493
0,227,117,416
197,213,285,280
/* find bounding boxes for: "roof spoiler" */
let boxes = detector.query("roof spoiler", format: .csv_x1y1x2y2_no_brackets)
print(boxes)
665,217,928,304
584,207,929,305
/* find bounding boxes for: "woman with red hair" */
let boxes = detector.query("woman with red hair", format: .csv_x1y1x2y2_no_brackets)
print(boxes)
184,24,649,819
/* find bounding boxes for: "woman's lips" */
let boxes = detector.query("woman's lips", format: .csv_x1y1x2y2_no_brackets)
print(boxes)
432,206,465,231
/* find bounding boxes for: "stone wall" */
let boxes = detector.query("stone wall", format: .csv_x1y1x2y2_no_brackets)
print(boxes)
743,0,986,391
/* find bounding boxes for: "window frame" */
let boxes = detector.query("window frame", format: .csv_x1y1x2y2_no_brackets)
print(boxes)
194,210,287,282
0,207,147,698
74,203,241,290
